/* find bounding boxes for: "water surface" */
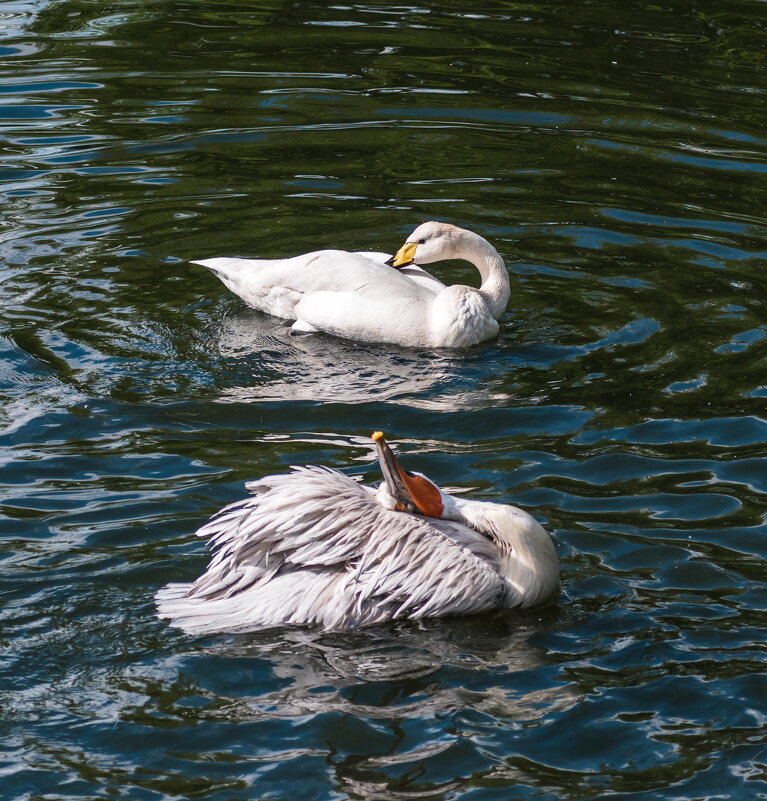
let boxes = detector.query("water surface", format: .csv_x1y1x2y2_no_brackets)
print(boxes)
2,1,767,799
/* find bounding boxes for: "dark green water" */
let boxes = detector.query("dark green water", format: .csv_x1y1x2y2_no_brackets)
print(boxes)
2,1,767,799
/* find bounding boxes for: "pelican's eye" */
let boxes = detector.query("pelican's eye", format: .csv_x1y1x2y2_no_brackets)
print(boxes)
417,239,425,244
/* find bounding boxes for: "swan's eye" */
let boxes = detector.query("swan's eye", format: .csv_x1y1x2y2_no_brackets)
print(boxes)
417,239,425,244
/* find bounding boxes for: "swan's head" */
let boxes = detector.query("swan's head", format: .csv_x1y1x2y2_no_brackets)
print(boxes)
387,221,466,267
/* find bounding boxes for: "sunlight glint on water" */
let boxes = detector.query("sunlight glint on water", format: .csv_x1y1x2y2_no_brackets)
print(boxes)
1,1,766,799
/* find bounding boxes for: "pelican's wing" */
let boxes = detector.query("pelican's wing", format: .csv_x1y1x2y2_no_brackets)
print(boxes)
156,466,505,634
347,513,506,627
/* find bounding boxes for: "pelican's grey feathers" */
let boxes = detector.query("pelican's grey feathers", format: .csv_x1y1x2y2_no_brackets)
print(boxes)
156,467,509,635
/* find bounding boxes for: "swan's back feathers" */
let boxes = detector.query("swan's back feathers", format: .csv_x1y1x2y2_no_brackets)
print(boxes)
191,251,445,341
156,466,506,634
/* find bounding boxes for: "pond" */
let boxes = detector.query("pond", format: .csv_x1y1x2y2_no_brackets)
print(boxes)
2,1,766,799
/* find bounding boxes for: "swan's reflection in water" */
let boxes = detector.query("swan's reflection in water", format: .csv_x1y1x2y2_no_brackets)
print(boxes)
210,310,509,410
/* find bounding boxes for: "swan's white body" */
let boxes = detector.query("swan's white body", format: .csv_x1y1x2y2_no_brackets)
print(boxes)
193,222,510,348
156,434,558,635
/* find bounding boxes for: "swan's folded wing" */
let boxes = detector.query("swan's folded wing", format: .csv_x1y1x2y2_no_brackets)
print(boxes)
293,289,431,347
352,251,392,263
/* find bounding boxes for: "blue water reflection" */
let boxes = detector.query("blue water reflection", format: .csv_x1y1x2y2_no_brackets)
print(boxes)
2,0,767,799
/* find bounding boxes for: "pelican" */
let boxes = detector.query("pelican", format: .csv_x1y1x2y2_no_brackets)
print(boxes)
192,221,510,348
156,432,559,634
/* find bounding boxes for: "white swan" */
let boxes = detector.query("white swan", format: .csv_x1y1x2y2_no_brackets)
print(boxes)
156,432,559,635
192,221,510,348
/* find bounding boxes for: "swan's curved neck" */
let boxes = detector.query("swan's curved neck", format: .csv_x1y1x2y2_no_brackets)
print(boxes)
455,233,510,320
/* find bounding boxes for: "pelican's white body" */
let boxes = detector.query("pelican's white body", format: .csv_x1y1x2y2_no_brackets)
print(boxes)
193,222,511,348
156,466,559,635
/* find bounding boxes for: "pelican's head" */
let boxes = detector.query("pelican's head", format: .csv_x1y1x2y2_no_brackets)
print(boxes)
386,221,466,268
372,431,559,606
372,431,444,518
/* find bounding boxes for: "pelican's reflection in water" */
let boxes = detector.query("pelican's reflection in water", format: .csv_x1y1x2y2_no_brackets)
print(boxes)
191,616,577,798
205,614,576,720
210,309,509,410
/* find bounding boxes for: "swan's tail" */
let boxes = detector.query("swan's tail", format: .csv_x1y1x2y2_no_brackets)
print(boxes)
191,256,302,319
191,257,254,281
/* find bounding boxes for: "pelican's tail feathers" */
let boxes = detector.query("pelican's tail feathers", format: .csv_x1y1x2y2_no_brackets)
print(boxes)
155,583,248,636
154,582,193,619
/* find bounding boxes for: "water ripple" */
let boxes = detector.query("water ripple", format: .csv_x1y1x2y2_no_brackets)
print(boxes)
2,0,767,799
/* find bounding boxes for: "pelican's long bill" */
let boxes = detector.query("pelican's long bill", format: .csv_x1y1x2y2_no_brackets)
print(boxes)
372,431,444,518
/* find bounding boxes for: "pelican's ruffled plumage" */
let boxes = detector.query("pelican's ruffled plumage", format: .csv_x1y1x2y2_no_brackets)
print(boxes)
156,433,559,635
